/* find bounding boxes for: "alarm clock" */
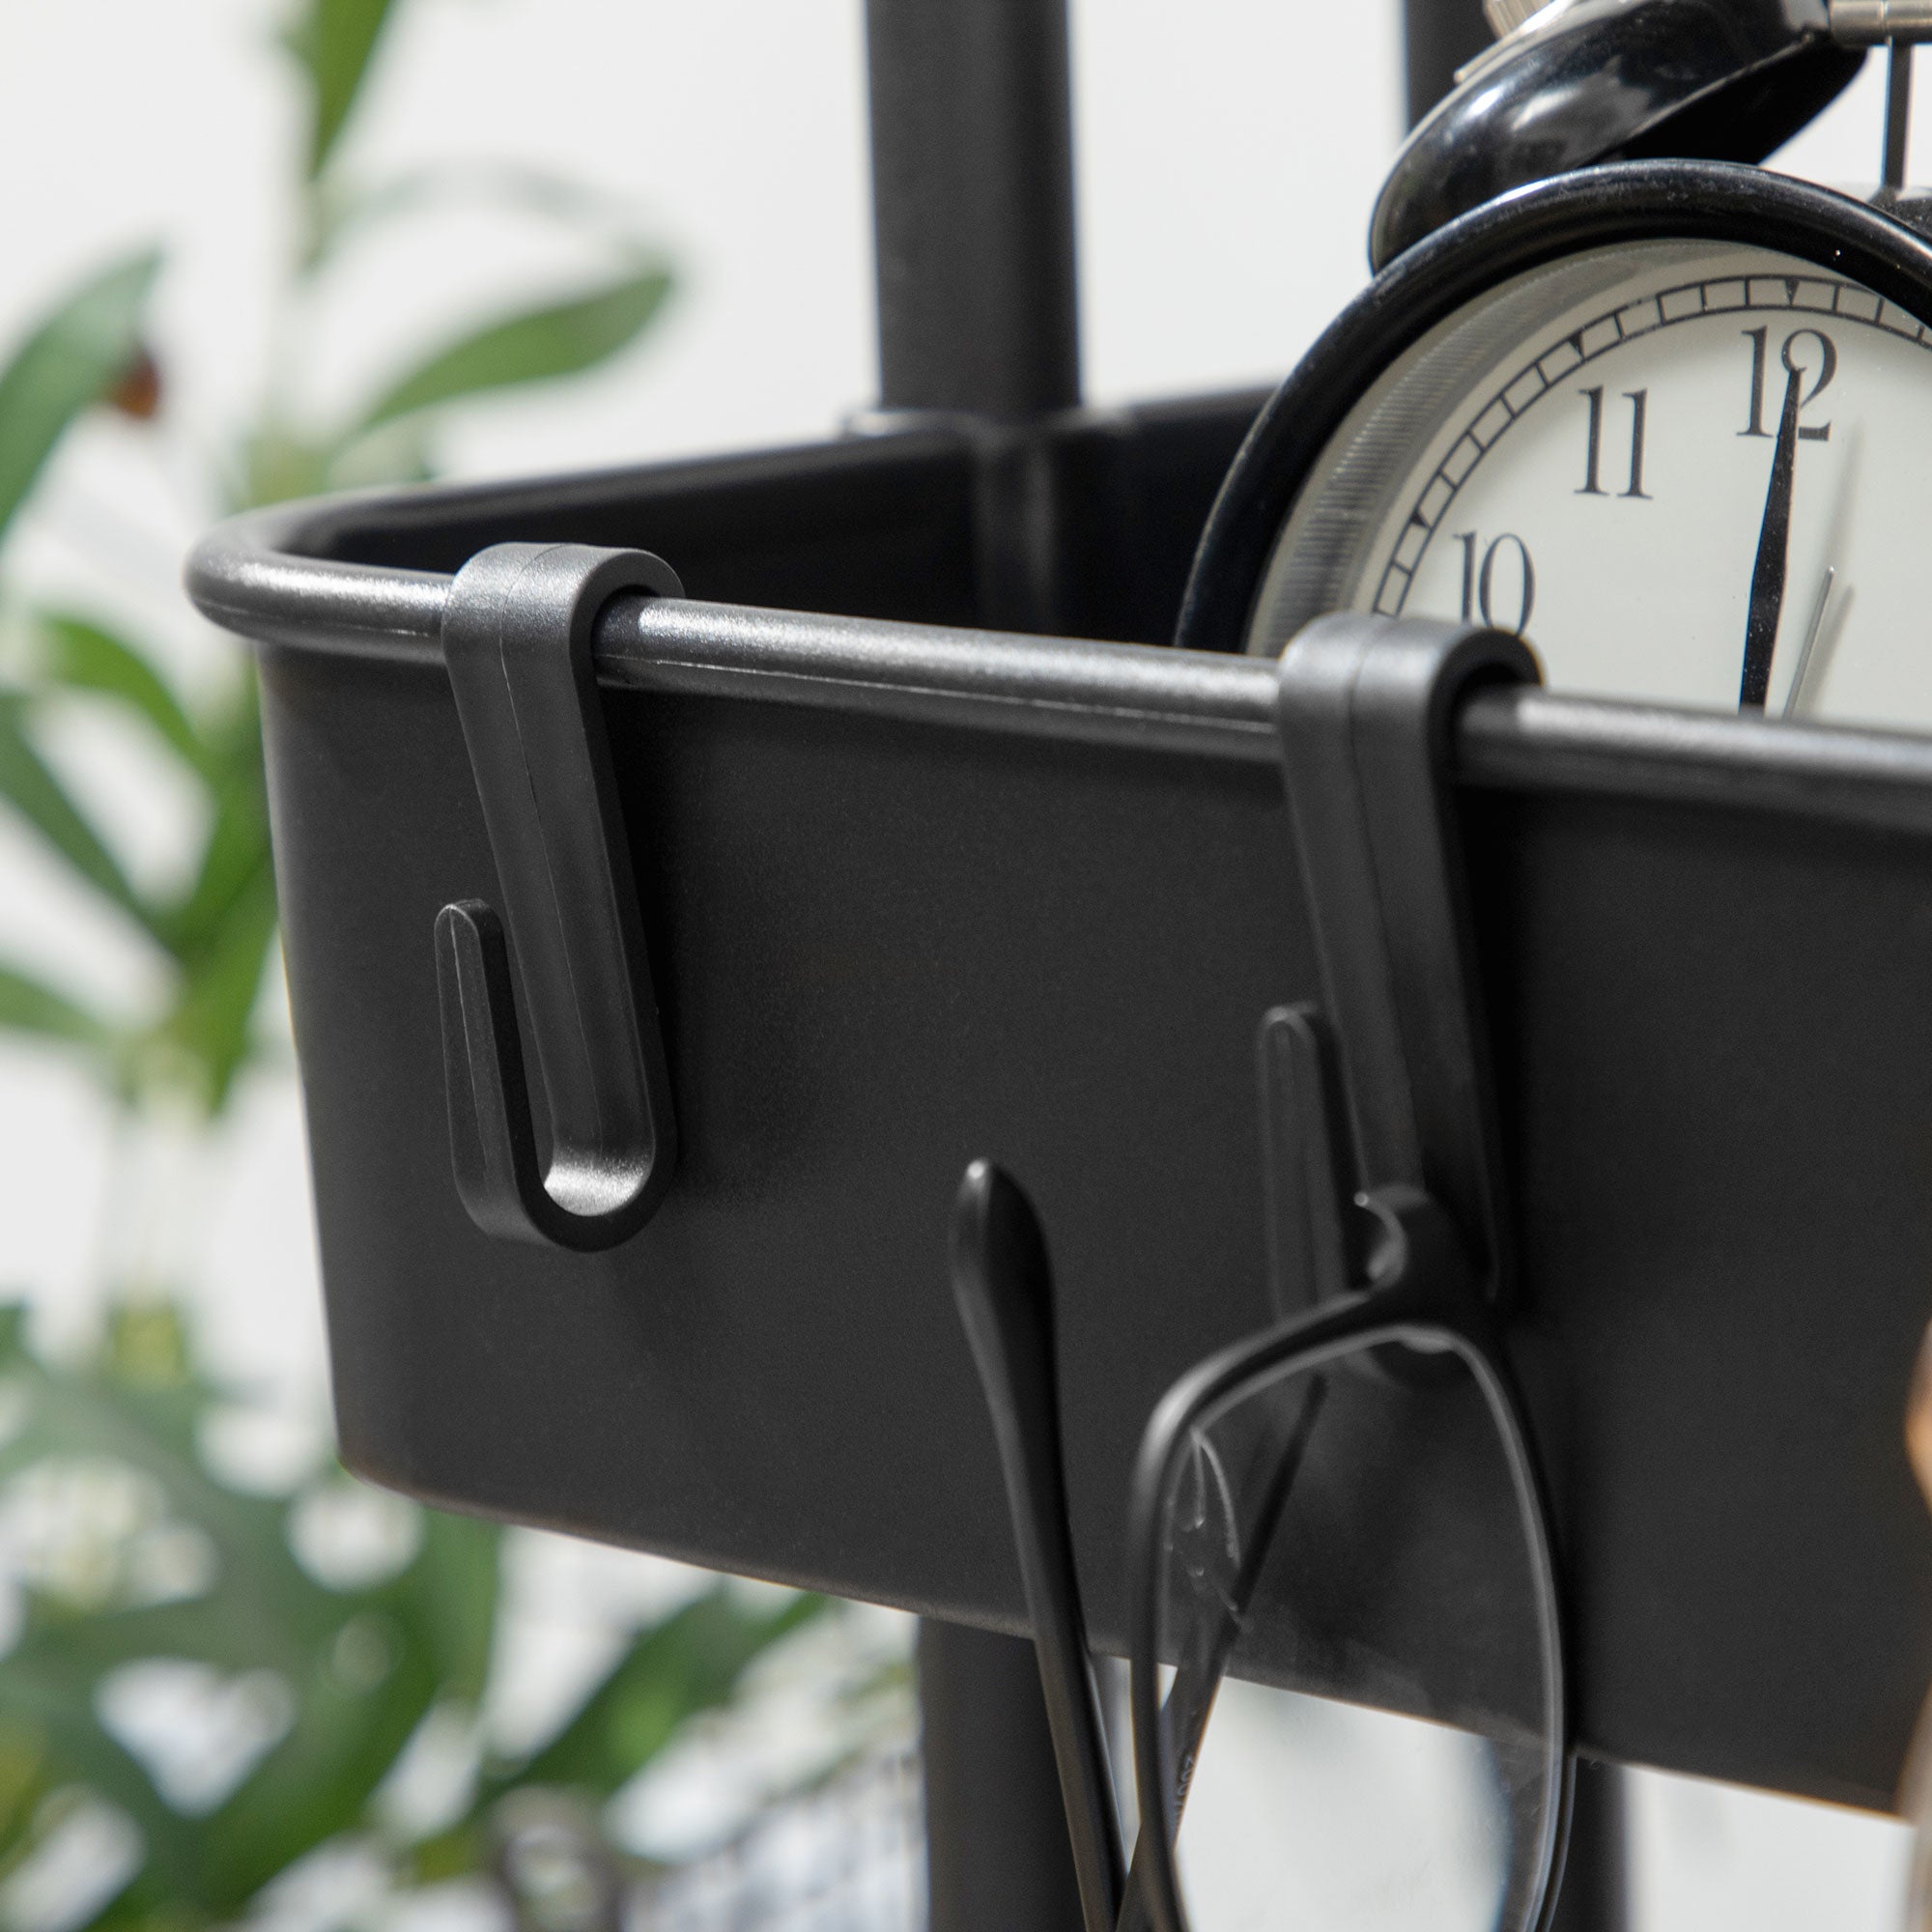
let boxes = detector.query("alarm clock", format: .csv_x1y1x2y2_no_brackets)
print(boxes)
1179,0,1932,731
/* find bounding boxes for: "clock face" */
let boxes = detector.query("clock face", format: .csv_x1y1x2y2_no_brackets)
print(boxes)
1245,240,1932,731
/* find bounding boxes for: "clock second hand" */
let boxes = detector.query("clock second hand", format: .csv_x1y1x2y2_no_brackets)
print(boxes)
1740,361,1806,711
1780,565,1837,719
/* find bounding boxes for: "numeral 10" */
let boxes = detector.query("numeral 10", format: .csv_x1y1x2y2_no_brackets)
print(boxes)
1577,386,1650,498
1452,531,1536,636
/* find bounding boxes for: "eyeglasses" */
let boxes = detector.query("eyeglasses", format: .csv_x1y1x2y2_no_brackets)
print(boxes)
950,1015,1568,1932
946,619,1575,1932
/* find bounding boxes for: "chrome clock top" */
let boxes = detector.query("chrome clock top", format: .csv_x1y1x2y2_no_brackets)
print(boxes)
1371,0,1864,269
1374,0,1932,270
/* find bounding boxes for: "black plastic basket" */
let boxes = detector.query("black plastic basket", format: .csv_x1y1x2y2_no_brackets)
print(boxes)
190,392,1932,1814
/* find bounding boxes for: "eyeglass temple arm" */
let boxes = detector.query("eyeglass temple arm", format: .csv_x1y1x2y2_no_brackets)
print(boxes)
950,1160,1125,1932
949,1148,1336,1932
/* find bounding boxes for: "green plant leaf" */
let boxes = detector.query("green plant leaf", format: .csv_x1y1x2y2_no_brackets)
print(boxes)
487,1589,821,1804
0,1660,192,1894
318,416,433,497
35,616,212,781
284,0,400,181
0,251,159,548
192,1607,440,1909
234,422,336,514
0,1343,452,1912
0,964,112,1048
352,266,672,436
156,846,276,1117
168,781,270,961
0,1317,844,1924
188,1506,498,1905
394,1510,499,1707
304,162,656,274
0,1712,54,1872
0,1359,331,1658
0,697,160,945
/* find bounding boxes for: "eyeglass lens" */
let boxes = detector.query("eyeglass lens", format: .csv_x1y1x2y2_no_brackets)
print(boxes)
1151,1343,1557,1932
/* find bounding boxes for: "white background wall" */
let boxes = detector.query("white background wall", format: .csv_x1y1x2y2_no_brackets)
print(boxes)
0,1,1918,1920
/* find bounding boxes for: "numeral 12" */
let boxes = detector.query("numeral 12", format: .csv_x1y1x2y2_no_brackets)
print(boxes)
1741,326,1836,440
1577,386,1651,497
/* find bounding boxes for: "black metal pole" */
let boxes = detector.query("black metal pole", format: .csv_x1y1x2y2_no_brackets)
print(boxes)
919,1619,1088,1932
865,0,1081,418
1550,1754,1631,1931
1404,0,1492,125
867,2,1089,1894
866,0,1092,1869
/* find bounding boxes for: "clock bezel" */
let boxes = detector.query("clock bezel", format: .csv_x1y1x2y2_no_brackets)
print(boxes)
1177,158,1932,657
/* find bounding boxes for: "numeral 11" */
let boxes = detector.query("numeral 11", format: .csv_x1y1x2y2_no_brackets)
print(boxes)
1577,385,1651,498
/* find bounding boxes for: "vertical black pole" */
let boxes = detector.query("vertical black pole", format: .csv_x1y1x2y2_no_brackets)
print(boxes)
1403,0,1492,125
865,0,1081,418
919,1620,1087,1932
1885,43,1914,191
1550,1756,1631,1932
867,0,1090,1894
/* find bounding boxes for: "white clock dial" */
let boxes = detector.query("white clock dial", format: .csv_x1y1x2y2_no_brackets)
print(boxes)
1246,242,1932,732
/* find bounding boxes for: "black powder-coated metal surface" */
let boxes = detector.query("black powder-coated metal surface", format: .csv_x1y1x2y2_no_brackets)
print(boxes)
191,407,1932,1816
918,1622,1087,1932
200,395,1265,654
865,0,1080,419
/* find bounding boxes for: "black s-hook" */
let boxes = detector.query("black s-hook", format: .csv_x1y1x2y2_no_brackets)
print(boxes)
436,542,680,1250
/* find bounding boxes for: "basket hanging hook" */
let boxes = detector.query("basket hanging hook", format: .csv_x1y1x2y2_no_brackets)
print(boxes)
1274,614,1537,1305
435,542,681,1250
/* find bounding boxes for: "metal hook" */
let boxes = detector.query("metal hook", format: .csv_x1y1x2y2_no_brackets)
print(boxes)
1275,614,1537,1304
1255,1004,1362,1316
436,543,681,1250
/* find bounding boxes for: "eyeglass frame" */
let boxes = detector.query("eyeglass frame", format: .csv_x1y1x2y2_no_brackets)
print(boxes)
1123,1178,1569,1932
951,1105,1571,1932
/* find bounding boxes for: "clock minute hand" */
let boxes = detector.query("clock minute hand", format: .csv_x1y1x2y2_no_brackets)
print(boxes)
1739,363,1804,711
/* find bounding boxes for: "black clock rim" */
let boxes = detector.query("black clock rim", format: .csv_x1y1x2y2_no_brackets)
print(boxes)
1176,159,1932,658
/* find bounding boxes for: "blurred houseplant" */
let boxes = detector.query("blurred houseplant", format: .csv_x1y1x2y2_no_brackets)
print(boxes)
0,1307,823,1929
0,0,675,1122
0,3,880,1925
